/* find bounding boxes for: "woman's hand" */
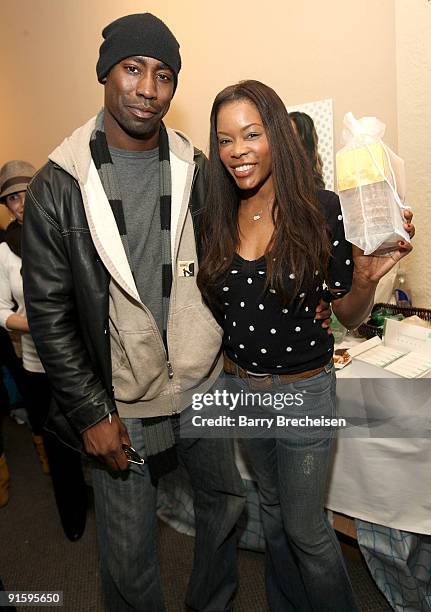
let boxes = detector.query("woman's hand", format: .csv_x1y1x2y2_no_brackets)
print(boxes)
352,208,414,285
332,210,414,329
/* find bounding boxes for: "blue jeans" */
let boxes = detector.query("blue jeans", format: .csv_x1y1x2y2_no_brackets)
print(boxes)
91,416,245,612
229,363,359,612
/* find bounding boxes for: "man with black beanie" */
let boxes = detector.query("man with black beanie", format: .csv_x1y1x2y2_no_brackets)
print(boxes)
22,13,245,612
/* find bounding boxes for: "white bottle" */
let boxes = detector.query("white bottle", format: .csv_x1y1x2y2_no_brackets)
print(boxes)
394,265,412,307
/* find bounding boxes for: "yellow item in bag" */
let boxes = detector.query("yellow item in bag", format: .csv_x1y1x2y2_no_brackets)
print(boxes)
337,142,385,192
335,112,410,255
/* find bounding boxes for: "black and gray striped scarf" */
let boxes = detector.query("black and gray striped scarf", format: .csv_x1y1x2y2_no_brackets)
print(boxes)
90,109,177,481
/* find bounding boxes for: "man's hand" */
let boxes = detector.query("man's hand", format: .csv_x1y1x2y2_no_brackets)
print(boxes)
82,412,132,472
315,298,332,334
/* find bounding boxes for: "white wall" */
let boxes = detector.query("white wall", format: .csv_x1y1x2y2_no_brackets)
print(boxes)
395,0,431,308
0,0,397,166
2,0,428,307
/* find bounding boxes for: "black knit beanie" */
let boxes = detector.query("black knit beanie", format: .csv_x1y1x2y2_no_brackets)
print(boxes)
96,13,181,90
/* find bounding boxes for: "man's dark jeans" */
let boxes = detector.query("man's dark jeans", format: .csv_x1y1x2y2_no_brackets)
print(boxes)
92,416,246,612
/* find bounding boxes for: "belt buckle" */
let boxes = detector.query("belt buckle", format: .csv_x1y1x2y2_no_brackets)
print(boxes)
246,370,270,378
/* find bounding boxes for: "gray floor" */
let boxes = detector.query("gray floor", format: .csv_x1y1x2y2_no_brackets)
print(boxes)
0,417,391,611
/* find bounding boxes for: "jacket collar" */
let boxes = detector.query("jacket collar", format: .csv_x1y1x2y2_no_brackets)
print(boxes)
49,113,195,179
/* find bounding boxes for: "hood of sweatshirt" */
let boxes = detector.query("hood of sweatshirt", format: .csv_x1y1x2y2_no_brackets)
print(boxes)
49,112,196,182
48,112,197,304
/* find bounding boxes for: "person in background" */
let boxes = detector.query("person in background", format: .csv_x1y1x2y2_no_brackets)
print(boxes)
289,110,325,189
0,161,87,539
0,322,30,507
198,80,414,611
0,161,50,481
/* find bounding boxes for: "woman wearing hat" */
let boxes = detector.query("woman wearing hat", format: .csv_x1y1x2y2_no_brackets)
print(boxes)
0,160,87,539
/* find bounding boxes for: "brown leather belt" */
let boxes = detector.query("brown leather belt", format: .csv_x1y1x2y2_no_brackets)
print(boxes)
224,353,329,390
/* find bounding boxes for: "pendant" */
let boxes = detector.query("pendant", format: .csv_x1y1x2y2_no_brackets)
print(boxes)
252,213,262,221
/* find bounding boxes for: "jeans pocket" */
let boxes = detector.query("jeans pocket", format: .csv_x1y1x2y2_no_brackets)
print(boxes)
290,367,334,401
273,370,337,444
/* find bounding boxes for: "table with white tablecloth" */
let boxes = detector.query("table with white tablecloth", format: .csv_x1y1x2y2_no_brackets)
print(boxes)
326,356,431,611
326,357,431,534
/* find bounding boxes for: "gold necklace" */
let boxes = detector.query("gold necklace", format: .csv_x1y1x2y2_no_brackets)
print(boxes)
248,198,274,222
241,197,274,223
250,209,264,221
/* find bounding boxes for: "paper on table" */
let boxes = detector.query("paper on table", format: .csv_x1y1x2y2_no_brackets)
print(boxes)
385,352,431,378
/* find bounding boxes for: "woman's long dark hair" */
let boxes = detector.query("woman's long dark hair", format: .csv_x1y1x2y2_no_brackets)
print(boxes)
289,111,325,190
197,80,331,305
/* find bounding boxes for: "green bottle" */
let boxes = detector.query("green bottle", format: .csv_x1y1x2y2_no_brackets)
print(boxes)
331,314,347,344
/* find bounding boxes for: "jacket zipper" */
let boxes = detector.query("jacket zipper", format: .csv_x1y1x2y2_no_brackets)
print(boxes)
124,160,199,409
134,299,174,383
165,161,199,392
167,361,174,379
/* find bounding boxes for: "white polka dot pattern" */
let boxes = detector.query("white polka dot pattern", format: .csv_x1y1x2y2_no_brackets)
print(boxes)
215,194,353,373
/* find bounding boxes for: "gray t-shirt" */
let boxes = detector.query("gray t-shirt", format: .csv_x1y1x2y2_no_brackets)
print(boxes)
109,146,163,334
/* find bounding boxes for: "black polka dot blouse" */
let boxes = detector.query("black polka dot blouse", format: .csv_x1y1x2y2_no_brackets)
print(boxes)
212,190,353,374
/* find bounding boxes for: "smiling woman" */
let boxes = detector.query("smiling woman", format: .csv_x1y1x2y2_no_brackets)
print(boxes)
217,101,272,191
199,80,331,304
197,79,414,612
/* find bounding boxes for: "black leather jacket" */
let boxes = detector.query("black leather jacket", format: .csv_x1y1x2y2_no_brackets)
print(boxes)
22,150,207,451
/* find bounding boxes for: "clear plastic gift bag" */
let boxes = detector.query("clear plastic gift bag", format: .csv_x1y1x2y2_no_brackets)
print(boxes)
336,112,410,255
